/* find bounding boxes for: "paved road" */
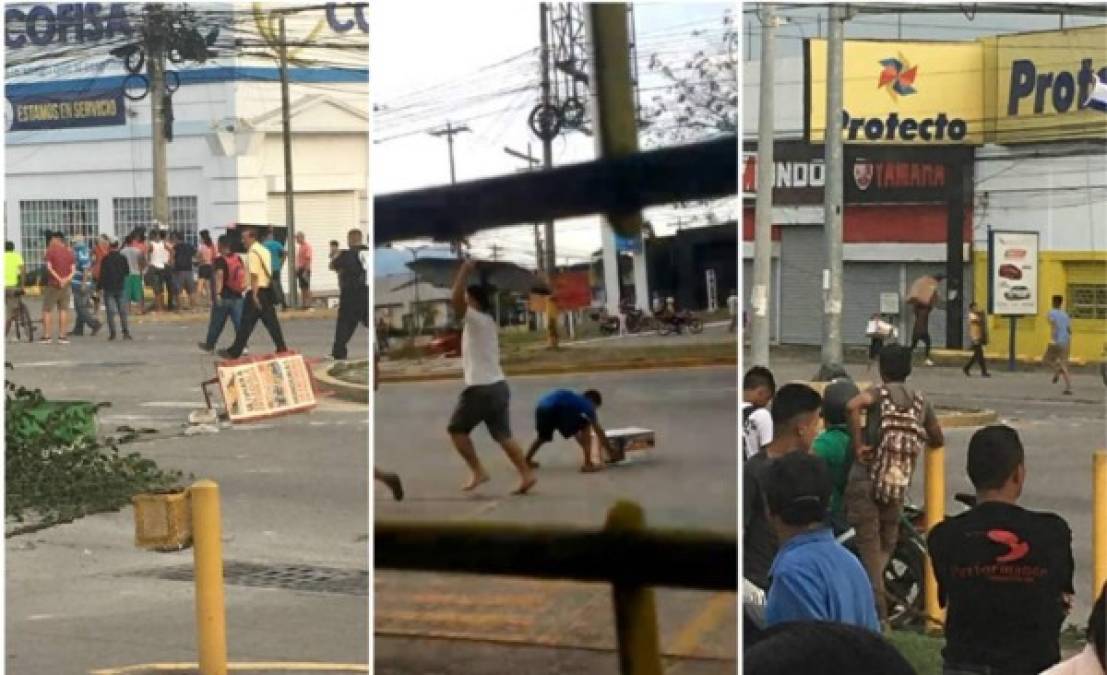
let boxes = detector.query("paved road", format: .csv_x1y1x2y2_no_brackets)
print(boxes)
6,319,370,674
749,350,1106,621
374,367,737,673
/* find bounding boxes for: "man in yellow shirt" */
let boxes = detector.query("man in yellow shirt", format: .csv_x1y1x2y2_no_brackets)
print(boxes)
5,241,25,337
217,227,288,359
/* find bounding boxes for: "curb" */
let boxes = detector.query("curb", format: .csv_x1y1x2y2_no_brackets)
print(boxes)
380,356,737,383
313,361,369,403
123,310,338,326
935,409,999,429
89,662,368,674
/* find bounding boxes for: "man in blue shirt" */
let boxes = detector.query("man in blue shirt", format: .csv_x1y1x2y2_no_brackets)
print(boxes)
263,228,287,310
1045,295,1073,396
70,234,103,337
525,389,613,472
763,451,879,632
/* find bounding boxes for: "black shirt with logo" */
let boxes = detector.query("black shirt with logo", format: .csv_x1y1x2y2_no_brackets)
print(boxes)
927,501,1074,673
743,449,779,590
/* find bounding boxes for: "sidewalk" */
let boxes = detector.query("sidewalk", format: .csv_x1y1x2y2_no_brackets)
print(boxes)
126,307,338,325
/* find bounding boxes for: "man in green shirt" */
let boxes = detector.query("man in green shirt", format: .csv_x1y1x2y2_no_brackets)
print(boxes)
813,378,860,521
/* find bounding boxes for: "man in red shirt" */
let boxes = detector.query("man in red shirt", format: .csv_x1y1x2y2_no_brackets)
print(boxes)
294,232,312,310
41,232,76,344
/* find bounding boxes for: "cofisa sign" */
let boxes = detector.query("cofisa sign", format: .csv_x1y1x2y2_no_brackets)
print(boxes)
4,3,134,48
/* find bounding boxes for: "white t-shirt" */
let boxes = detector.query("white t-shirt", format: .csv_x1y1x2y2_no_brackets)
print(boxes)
742,402,773,460
727,294,739,316
149,240,170,269
461,308,504,386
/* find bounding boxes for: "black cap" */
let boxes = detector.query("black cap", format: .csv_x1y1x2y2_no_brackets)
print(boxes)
764,452,832,526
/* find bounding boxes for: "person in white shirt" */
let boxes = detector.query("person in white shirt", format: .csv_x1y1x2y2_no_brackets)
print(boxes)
742,366,775,461
727,289,739,332
446,258,536,495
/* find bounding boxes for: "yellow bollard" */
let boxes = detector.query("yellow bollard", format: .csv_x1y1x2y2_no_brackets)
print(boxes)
1094,451,1107,599
605,501,663,675
923,446,946,631
190,480,228,675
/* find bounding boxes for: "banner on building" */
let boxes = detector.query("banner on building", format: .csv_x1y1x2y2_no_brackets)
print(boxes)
216,351,317,422
988,231,1039,316
983,25,1107,143
806,39,984,145
6,91,125,130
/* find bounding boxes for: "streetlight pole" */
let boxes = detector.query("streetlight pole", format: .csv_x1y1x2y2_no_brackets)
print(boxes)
278,14,298,309
819,4,847,380
751,4,777,368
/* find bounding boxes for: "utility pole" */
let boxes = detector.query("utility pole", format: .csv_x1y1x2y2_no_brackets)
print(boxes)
539,3,557,277
278,14,298,309
429,121,470,184
818,3,847,380
751,4,776,369
504,143,544,272
146,4,169,230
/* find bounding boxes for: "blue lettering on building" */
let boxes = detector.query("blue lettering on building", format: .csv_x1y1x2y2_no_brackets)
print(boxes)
5,3,133,48
1007,58,1107,115
325,2,368,34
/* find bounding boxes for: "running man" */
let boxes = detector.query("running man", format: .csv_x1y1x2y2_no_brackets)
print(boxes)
524,388,613,472
446,258,536,495
1045,295,1073,395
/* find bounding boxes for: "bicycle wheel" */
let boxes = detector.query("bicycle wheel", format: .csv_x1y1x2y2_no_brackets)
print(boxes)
885,538,925,629
18,305,35,342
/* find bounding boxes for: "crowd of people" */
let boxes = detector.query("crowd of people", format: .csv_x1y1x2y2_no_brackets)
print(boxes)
4,225,370,363
742,349,1104,675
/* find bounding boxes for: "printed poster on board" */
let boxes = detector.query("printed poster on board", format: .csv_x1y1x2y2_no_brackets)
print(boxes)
216,352,316,422
989,231,1039,316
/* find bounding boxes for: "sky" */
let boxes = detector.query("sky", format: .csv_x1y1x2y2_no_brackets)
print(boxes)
371,2,736,271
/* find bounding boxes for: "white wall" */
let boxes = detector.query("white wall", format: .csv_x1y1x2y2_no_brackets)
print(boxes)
974,143,1107,252
742,56,807,141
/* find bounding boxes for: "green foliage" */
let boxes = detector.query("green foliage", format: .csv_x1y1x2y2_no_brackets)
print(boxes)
5,381,183,532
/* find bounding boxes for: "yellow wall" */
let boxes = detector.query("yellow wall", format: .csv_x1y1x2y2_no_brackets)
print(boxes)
975,250,1107,363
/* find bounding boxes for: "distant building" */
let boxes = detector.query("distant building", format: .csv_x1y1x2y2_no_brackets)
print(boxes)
373,274,452,334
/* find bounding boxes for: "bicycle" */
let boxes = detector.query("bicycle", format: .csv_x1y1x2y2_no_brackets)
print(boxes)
6,289,36,343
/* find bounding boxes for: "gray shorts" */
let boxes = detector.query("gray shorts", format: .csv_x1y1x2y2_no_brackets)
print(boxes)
447,380,512,442
174,270,196,295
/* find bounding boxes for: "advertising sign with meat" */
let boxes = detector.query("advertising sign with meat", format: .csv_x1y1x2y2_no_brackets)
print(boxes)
988,231,1039,316
216,352,317,422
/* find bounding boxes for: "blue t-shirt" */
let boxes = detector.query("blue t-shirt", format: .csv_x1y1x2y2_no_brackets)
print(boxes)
71,244,91,288
1048,308,1071,346
765,528,880,632
537,389,597,422
264,240,285,273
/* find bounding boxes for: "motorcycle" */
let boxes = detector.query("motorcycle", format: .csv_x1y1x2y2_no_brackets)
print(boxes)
589,309,621,336
623,307,657,334
657,310,704,336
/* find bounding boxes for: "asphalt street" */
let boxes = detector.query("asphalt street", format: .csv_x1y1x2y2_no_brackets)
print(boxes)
374,366,738,674
750,350,1107,621
5,317,370,674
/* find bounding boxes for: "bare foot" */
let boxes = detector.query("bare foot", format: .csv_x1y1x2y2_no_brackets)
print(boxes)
462,472,490,492
580,463,603,473
511,475,537,495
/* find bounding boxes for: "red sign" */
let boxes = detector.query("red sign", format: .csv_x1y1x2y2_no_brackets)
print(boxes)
552,271,592,310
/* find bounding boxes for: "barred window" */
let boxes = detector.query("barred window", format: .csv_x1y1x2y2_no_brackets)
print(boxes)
1068,284,1107,320
18,199,99,275
112,196,199,246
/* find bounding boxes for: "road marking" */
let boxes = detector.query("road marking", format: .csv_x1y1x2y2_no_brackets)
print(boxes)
89,663,368,674
141,402,204,408
376,609,534,630
667,592,735,657
12,360,77,367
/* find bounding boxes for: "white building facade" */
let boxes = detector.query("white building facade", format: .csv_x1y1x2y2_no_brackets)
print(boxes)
5,2,369,296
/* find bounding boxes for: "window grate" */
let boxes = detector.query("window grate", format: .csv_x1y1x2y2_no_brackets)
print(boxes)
112,196,199,246
18,199,99,276
1069,284,1107,320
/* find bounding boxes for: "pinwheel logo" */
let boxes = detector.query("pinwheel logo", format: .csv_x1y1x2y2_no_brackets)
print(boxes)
878,55,918,100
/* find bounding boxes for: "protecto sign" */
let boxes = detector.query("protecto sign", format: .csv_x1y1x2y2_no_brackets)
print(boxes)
806,39,983,145
986,24,1107,143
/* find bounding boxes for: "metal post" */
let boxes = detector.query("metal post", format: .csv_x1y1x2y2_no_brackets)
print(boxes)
190,480,227,675
606,501,662,675
946,160,965,350
750,4,776,368
1094,450,1107,599
279,15,298,309
147,4,169,229
539,3,557,276
504,144,544,273
430,122,470,185
819,4,846,379
1008,316,1017,371
924,446,946,632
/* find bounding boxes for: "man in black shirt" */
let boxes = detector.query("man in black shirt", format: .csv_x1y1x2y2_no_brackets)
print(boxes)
744,383,824,590
98,240,133,340
171,231,197,310
928,425,1074,675
330,228,368,361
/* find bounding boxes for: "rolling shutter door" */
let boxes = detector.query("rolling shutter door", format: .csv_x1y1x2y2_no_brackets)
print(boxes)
268,191,358,295
780,226,824,345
